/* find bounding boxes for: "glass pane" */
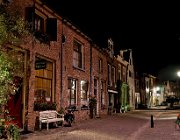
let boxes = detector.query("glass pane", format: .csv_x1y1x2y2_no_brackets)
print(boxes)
81,91,85,98
36,69,43,77
47,70,52,79
46,62,53,70
71,90,75,98
34,58,53,104
43,69,47,78
72,80,76,90
71,99,75,105
73,52,78,67
36,78,43,89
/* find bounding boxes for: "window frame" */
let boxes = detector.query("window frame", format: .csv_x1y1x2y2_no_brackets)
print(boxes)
73,40,84,69
68,78,78,106
80,80,88,107
34,9,47,33
111,66,116,87
34,57,54,103
108,64,111,86
98,58,103,74
101,81,105,109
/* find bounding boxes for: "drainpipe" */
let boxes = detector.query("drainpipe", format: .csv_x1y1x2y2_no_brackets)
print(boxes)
90,42,93,96
60,21,66,109
125,63,129,107
126,64,129,84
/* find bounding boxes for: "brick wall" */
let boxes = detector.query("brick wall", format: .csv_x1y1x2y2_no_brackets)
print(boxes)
8,0,125,131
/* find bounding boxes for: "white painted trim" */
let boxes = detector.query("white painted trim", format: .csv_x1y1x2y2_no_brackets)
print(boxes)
108,89,118,94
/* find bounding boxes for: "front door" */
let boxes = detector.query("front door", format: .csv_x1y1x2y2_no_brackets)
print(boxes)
7,76,23,128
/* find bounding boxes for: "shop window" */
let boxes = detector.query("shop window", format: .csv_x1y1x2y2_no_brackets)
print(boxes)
34,58,53,103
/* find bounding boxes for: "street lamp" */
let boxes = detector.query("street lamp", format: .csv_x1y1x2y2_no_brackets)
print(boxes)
177,71,180,99
177,71,180,77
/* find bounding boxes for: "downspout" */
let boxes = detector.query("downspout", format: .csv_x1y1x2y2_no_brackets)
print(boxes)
60,20,66,109
125,63,129,106
126,64,129,84
90,42,93,96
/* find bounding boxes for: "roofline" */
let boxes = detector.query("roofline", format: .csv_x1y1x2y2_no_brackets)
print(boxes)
36,0,92,42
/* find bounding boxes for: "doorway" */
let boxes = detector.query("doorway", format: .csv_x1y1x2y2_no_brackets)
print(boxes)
6,76,23,128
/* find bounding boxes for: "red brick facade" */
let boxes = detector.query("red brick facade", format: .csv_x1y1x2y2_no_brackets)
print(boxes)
5,0,131,131
92,45,108,116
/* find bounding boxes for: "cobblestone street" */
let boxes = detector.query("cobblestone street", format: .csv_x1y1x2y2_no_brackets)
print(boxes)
21,109,180,140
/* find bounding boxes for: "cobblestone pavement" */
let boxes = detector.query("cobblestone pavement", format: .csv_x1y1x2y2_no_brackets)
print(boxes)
21,109,180,140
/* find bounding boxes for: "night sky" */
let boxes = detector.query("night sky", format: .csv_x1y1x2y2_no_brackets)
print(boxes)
43,0,180,77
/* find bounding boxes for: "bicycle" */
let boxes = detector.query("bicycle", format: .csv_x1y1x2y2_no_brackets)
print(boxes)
64,109,75,127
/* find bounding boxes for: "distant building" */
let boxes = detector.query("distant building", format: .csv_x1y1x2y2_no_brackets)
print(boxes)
116,49,135,110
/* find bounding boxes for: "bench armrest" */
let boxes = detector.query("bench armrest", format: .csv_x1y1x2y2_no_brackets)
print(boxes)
57,113,64,118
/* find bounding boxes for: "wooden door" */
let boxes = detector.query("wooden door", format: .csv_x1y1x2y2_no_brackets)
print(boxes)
7,76,23,128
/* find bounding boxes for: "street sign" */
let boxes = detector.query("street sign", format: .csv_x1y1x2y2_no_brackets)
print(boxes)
35,60,46,70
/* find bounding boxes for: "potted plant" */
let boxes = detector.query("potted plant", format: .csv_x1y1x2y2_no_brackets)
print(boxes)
89,95,97,119
0,119,20,140
89,96,97,108
34,101,56,111
6,123,20,140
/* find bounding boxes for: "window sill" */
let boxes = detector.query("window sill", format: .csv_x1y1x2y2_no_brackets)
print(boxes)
73,66,85,72
81,106,89,110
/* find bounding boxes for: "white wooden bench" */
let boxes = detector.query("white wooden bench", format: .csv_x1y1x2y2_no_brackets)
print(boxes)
39,110,64,130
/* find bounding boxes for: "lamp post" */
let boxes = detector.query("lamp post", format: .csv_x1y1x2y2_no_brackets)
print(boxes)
60,26,66,109
177,71,180,99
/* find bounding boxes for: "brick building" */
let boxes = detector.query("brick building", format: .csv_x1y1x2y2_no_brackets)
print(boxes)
2,0,135,132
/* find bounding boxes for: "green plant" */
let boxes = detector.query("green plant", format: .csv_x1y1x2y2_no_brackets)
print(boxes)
88,95,97,119
0,3,27,139
0,0,27,109
34,101,57,111
6,123,20,140
89,95,97,109
58,107,65,114
0,119,20,140
0,125,5,138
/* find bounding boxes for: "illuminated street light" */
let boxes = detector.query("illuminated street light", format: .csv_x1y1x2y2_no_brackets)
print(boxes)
177,71,180,99
177,71,180,77
156,86,160,91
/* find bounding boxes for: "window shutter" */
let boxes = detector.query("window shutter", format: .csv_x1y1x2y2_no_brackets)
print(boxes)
46,18,57,41
25,7,34,28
